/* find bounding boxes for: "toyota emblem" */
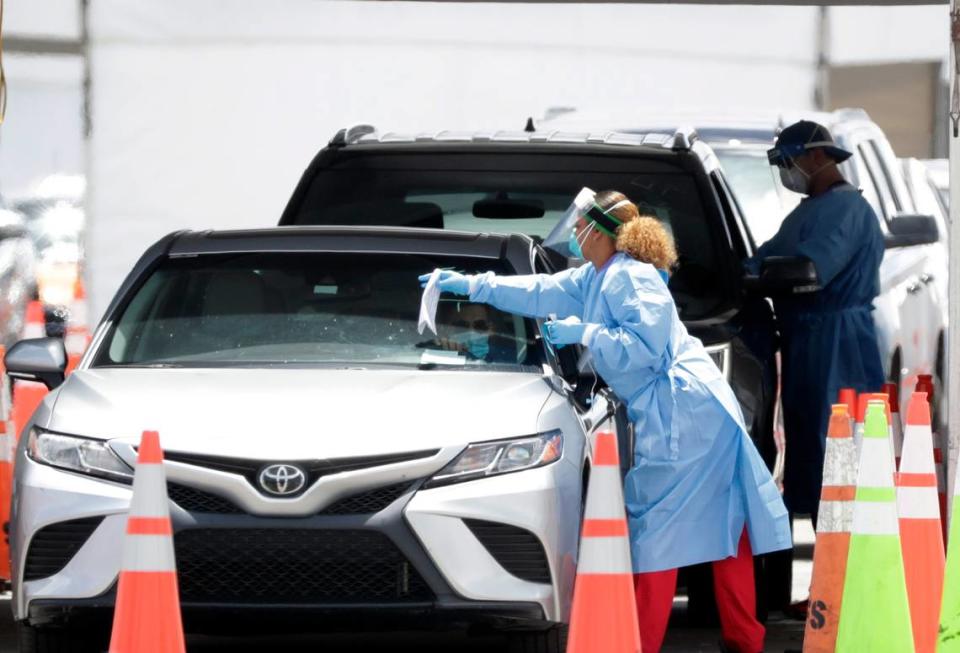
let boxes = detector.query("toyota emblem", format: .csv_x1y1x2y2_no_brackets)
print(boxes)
258,464,307,496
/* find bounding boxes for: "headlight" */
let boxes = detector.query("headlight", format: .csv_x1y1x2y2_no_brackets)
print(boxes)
425,430,563,488
27,428,134,482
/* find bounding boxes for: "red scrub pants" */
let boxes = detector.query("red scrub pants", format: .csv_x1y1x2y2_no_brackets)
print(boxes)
632,529,763,653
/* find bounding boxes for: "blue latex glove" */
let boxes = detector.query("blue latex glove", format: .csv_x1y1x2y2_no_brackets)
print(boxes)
544,316,587,348
418,269,472,296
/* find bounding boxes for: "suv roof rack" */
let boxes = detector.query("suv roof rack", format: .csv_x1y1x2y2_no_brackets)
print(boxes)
328,124,377,147
326,125,697,152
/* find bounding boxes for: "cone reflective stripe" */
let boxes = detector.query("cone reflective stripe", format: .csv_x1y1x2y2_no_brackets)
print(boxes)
803,405,856,653
884,383,903,467
836,405,914,653
566,431,640,653
109,431,185,653
895,393,943,653
21,301,45,339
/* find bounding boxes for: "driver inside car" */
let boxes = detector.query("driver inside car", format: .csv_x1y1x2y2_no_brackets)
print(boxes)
433,300,514,363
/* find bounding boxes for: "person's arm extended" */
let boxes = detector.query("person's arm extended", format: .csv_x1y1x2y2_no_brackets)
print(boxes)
470,265,591,319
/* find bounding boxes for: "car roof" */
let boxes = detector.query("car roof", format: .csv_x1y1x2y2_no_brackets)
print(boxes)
102,227,539,323
535,107,874,145
167,226,531,261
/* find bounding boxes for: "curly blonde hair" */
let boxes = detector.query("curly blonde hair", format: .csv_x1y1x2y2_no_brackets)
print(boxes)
594,190,678,272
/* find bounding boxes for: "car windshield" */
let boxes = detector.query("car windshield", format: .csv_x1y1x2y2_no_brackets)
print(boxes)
712,146,800,245
95,252,543,371
289,153,734,320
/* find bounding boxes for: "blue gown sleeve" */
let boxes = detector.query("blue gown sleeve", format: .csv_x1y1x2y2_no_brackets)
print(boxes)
795,196,871,286
583,263,673,371
469,265,592,319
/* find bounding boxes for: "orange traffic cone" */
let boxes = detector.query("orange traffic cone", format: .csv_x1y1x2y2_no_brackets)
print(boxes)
108,431,185,653
883,383,903,468
838,388,857,431
21,301,45,340
64,276,91,374
915,377,947,544
10,380,48,442
896,392,944,653
803,405,857,653
566,431,641,653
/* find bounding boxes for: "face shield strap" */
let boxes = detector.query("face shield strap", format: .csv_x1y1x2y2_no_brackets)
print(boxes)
584,203,625,237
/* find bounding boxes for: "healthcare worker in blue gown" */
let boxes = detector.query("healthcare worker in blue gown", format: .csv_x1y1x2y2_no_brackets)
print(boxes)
746,120,885,522
420,190,790,653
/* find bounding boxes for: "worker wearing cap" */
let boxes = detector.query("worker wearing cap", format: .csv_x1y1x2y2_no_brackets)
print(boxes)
747,120,885,521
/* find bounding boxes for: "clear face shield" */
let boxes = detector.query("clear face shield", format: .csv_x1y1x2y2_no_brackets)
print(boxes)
543,187,597,259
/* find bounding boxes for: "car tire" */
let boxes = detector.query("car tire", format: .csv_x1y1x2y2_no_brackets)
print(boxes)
506,625,568,653
17,623,104,653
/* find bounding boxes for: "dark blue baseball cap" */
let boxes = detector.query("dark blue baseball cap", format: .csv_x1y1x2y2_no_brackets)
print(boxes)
767,120,853,168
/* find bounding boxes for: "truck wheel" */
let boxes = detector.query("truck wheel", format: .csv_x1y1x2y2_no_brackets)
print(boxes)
18,623,104,653
507,625,568,653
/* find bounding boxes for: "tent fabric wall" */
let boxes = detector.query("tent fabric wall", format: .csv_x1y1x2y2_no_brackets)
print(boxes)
86,0,823,319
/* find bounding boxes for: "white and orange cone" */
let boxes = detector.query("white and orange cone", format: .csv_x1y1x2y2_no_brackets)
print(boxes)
64,276,91,374
21,301,45,340
896,392,943,653
108,430,185,653
566,431,641,653
803,404,857,653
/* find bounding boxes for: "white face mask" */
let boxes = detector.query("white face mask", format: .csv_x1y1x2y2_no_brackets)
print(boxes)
779,165,810,195
779,159,833,195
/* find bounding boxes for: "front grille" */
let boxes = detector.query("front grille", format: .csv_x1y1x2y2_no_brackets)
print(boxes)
166,481,414,515
162,450,439,494
463,519,552,584
168,483,244,514
319,482,413,515
175,528,432,604
24,517,104,581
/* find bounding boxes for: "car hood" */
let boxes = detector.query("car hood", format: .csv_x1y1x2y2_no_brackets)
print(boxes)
44,367,555,459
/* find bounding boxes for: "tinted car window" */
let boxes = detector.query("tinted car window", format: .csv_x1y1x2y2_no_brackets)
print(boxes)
858,144,896,221
289,152,733,320
96,253,542,371
713,147,801,245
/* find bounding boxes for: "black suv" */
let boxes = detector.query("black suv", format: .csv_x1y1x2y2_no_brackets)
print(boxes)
279,124,807,613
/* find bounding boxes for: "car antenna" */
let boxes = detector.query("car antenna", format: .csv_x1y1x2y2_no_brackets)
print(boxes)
524,117,535,133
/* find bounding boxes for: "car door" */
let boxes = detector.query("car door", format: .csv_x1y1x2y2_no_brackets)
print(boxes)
533,249,630,474
869,138,941,395
847,133,922,392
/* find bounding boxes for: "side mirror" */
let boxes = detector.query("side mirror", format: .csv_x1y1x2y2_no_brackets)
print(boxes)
0,223,26,240
743,256,821,296
885,214,940,249
5,338,67,389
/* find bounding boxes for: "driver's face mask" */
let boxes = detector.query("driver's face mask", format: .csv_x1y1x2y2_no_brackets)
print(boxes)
449,331,490,360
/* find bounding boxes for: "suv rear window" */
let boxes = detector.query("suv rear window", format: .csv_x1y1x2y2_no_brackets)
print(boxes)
287,151,733,319
95,252,543,372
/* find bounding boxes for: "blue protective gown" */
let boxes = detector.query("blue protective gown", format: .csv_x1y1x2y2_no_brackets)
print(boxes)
471,253,791,573
746,183,885,514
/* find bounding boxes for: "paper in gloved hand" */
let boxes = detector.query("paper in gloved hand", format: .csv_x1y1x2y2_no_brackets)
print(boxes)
418,269,442,335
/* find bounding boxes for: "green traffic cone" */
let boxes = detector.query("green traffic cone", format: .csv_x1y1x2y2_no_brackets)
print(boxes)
836,401,915,653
